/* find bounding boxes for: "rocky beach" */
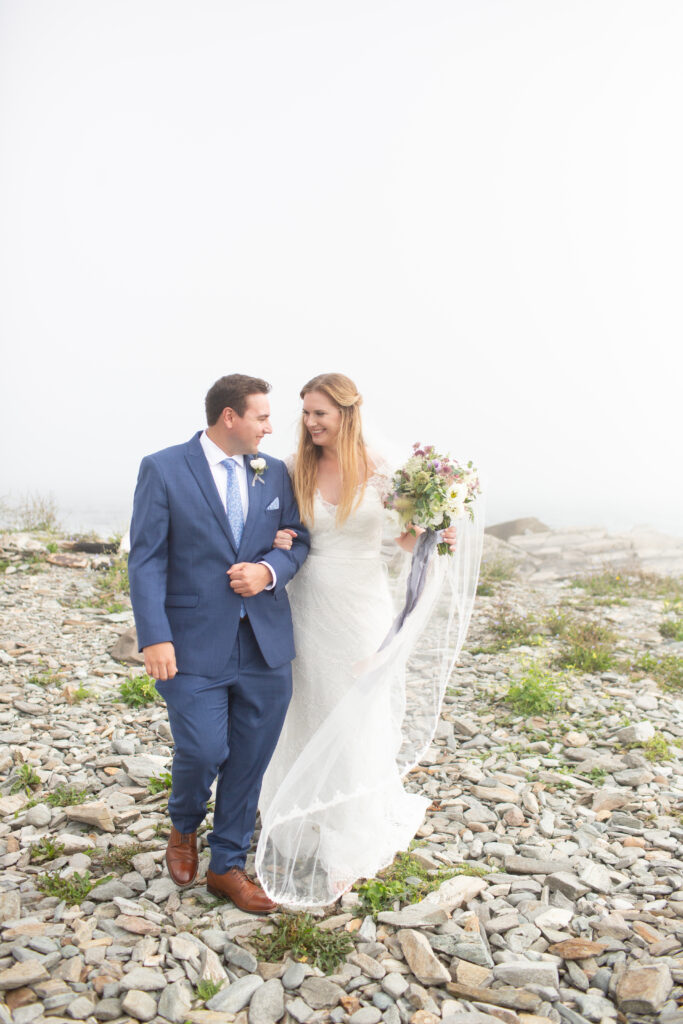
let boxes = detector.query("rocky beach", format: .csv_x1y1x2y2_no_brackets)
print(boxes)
1,522,682,1024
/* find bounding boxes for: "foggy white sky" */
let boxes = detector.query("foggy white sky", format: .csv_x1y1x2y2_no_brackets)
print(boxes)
1,1,682,537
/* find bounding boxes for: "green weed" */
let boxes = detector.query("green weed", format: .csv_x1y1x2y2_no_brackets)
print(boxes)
148,772,173,795
252,913,354,974
30,837,65,864
11,764,42,795
634,653,683,692
555,619,616,673
355,851,488,918
44,784,90,807
35,870,112,905
118,674,161,707
195,980,223,1002
504,662,563,716
27,670,63,688
91,842,147,871
660,619,683,641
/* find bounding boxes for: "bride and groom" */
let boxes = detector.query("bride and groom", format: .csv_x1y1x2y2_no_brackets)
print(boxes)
128,371,466,913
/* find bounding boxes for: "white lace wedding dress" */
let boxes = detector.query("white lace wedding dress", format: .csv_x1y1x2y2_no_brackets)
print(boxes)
256,466,483,907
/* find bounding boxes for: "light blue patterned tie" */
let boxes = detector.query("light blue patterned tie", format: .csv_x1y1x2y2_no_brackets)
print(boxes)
222,458,245,617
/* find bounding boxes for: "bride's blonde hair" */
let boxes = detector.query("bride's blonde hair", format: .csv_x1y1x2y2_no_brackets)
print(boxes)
292,373,368,526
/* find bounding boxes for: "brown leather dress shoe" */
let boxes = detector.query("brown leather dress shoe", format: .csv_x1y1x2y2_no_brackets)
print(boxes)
206,867,278,914
166,826,198,888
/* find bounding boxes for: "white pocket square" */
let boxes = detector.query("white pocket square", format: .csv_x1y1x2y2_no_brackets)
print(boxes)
266,497,280,511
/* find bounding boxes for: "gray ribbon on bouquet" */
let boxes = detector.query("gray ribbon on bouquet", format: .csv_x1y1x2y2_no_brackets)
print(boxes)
379,529,440,651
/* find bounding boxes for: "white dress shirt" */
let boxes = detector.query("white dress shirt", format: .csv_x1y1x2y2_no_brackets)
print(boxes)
200,431,276,588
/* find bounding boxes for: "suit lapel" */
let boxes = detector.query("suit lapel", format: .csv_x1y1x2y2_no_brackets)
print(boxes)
184,433,236,553
239,454,264,556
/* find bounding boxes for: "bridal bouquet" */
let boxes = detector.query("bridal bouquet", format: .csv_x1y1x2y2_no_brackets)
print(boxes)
384,443,480,555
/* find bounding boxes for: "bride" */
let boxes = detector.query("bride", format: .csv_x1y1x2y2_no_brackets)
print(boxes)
256,372,481,906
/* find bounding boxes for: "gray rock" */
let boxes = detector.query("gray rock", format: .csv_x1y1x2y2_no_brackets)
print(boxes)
208,974,263,1013
157,979,193,1023
93,998,123,1021
615,722,655,744
224,938,258,972
300,976,347,1009
121,989,158,1022
382,972,409,999
282,962,307,990
249,978,285,1024
616,964,674,1014
25,802,51,827
493,961,559,989
66,995,95,1019
287,997,316,1023
396,929,450,985
349,1009,382,1024
0,890,21,924
120,967,167,991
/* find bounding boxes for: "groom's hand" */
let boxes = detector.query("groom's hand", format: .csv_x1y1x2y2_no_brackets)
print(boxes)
227,562,272,597
143,642,177,680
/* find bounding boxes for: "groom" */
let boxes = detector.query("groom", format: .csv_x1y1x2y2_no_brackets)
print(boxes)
128,374,309,913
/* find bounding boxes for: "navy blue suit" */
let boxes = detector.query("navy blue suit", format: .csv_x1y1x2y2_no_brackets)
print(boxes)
129,431,309,871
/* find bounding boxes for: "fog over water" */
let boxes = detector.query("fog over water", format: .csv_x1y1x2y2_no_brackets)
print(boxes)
1,1,682,539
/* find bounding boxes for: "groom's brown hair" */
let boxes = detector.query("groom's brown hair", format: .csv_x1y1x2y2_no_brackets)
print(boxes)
205,374,271,424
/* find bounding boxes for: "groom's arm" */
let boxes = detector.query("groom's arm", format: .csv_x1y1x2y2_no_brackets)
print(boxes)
128,456,176,677
261,460,310,594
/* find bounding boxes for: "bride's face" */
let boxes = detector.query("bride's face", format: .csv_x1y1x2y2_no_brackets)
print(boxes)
302,390,342,447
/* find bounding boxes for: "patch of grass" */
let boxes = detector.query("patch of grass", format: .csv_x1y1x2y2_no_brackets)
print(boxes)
634,652,683,692
27,670,63,688
476,556,517,597
573,570,683,603
64,683,93,704
30,837,65,864
544,609,572,636
148,772,173,795
582,766,608,785
118,674,161,707
35,870,112,906
195,980,223,1002
252,913,354,974
11,763,42,795
90,842,147,871
354,851,488,918
479,602,544,653
660,619,683,641
625,732,673,763
504,661,563,717
555,619,616,674
44,784,90,807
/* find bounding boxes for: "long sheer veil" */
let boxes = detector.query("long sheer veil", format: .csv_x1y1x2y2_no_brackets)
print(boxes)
255,461,484,908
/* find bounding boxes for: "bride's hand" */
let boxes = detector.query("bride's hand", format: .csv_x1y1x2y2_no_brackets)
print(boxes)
273,528,297,550
396,524,423,553
443,525,457,551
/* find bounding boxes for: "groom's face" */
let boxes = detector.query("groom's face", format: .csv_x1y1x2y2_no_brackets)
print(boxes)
227,393,272,454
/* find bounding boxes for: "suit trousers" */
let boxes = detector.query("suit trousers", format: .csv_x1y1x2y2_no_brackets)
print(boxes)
156,617,292,873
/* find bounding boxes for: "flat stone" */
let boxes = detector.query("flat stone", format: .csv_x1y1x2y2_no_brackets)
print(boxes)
382,972,409,999
616,964,673,1014
300,977,346,1009
287,997,316,1023
224,940,258,973
0,890,21,924
157,980,194,1024
471,784,520,804
349,951,386,979
64,801,115,832
93,997,123,1021
615,722,655,743
114,914,161,936
25,803,51,827
548,939,609,960
349,1009,381,1024
591,789,631,814
493,962,559,989
577,861,615,894
66,995,95,1019
208,975,263,1013
119,967,167,991
546,872,590,900
282,963,307,990
248,978,284,1024
504,855,572,875
122,754,169,782
121,989,158,1022
397,929,450,986
0,961,49,990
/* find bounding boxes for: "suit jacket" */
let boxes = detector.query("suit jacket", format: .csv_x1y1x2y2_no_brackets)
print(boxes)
128,432,310,676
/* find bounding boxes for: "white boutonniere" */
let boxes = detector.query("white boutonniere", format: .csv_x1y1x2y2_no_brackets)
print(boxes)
250,457,267,485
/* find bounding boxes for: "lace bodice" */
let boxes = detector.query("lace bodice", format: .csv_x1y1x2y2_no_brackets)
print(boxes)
309,474,389,560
